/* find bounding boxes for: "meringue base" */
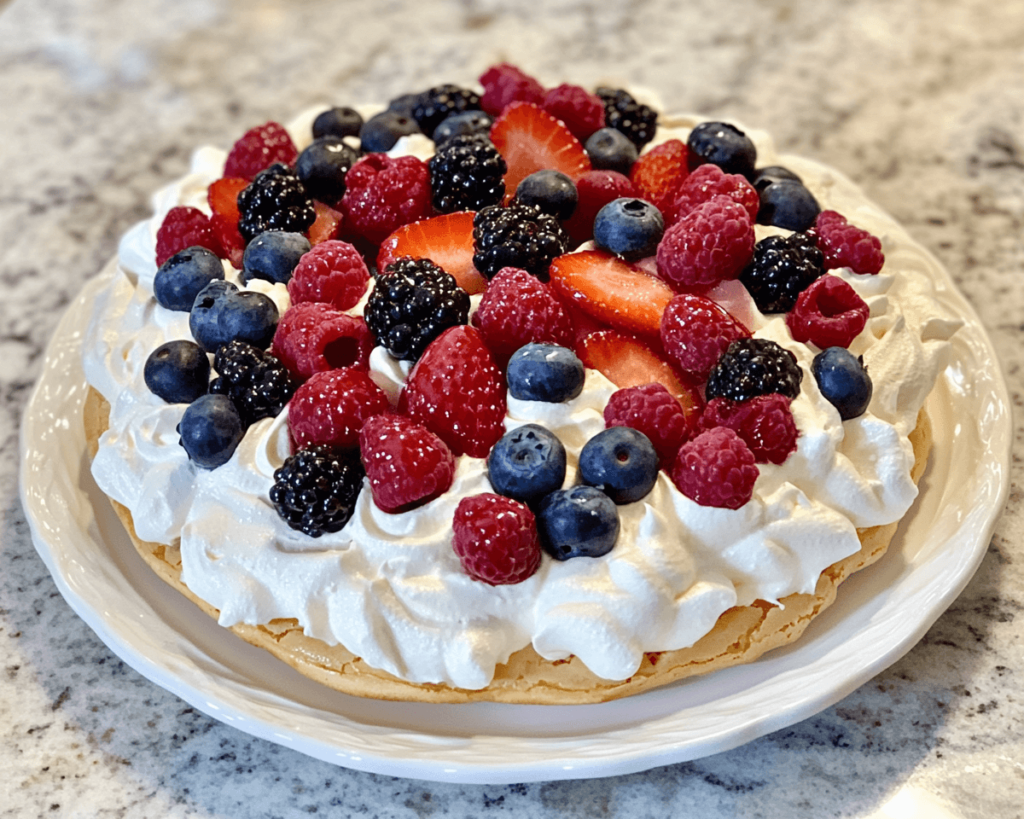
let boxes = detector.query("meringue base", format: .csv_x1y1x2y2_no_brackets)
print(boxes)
85,386,931,705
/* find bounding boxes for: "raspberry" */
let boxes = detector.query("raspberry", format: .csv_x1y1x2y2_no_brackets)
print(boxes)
563,169,639,244
473,266,573,363
666,164,759,226
656,196,755,291
271,302,373,380
603,382,694,467
400,325,506,458
340,154,432,245
224,122,299,181
155,206,223,267
270,445,364,537
660,293,749,380
479,63,545,116
629,139,689,214
670,426,758,509
786,274,869,349
813,210,885,275
541,84,605,142
359,413,456,513
287,240,369,311
706,338,803,403
453,493,542,585
288,367,389,449
700,394,798,465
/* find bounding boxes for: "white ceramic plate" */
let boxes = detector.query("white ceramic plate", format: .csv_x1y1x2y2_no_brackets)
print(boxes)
21,255,1010,785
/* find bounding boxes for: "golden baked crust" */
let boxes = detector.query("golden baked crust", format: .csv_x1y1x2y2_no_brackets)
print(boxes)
85,387,931,704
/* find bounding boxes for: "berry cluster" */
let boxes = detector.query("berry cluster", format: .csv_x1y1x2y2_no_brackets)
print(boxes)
144,66,888,573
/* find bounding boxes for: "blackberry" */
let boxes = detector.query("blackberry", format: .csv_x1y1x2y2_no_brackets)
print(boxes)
740,233,824,314
209,340,297,427
412,84,482,139
472,202,570,280
706,338,803,403
237,163,316,244
596,87,657,149
270,445,364,537
364,258,470,361
428,134,507,213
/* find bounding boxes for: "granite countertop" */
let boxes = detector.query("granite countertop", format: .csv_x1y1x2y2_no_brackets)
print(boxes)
2,0,1023,816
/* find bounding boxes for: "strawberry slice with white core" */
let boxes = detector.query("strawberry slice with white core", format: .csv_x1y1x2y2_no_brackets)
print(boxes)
549,250,675,338
377,211,487,295
490,102,592,203
576,329,704,425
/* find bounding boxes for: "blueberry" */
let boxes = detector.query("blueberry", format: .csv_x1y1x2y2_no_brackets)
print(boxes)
536,486,620,560
177,393,244,469
585,127,639,175
515,170,578,220
751,165,803,192
687,121,757,178
487,424,567,506
295,136,359,203
756,178,821,231
812,347,873,420
153,246,224,312
312,106,363,140
578,427,659,504
241,231,311,286
189,280,279,352
144,340,210,404
387,92,426,119
432,110,494,146
360,110,421,152
506,343,585,403
593,198,664,260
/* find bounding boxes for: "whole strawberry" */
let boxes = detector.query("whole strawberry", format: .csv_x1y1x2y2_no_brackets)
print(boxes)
628,138,690,214
288,367,389,449
453,493,542,585
400,325,506,458
359,413,456,513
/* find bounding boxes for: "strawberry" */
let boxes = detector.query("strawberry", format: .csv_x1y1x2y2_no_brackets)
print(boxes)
490,102,591,204
359,414,456,514
376,211,487,294
549,250,675,338
400,325,506,458
207,177,250,268
308,200,345,245
576,329,703,425
629,139,689,214
563,170,639,245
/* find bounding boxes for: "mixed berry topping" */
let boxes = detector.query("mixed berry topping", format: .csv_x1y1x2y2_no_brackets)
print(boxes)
139,67,894,570
364,257,470,362
270,445,365,537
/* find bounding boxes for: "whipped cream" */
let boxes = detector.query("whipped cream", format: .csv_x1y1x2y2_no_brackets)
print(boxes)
81,107,962,689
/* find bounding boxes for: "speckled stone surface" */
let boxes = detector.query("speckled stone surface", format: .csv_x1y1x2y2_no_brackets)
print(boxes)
2,1,1023,816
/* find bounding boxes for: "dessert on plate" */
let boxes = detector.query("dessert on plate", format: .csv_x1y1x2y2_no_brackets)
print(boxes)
81,64,960,703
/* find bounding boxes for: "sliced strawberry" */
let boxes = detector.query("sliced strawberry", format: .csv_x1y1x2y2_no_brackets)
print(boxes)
629,139,689,214
576,329,703,425
549,250,674,338
308,200,345,245
400,325,506,458
207,177,249,267
377,211,487,294
490,102,591,203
